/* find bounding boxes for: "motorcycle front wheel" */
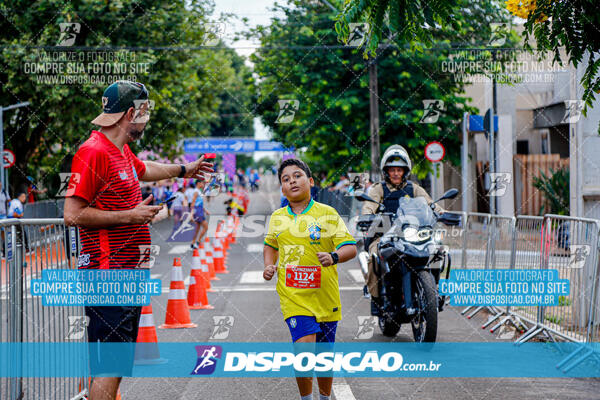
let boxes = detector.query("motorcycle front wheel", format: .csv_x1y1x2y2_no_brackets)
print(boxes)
378,314,401,337
411,270,438,342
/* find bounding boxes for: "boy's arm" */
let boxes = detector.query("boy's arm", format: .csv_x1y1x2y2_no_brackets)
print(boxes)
317,244,357,267
263,244,279,280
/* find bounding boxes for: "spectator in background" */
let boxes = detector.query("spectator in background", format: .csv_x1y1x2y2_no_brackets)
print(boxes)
8,192,28,251
151,182,159,202
26,177,47,203
249,169,260,192
171,186,188,226
184,182,196,207
141,186,153,203
0,181,10,219
190,180,209,249
236,168,246,188
163,184,173,216
8,192,26,218
332,174,350,192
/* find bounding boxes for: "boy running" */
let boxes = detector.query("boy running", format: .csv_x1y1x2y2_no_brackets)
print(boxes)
263,159,357,400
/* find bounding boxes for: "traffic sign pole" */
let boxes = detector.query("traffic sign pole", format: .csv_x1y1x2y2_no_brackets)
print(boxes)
1,102,30,197
0,107,4,194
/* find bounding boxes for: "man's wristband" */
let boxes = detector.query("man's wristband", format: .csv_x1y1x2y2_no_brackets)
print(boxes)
178,164,186,178
330,252,339,264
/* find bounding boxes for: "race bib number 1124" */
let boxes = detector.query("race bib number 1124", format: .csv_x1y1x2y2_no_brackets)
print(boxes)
285,265,321,289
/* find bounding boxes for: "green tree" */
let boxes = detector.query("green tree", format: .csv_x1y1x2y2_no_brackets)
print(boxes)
0,0,242,194
506,0,600,116
209,45,256,138
251,0,505,180
335,0,458,55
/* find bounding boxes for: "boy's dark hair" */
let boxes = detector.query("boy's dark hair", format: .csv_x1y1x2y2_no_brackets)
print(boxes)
278,159,312,183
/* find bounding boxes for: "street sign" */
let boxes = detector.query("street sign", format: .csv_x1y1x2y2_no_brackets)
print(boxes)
469,114,497,133
2,149,15,168
424,141,445,163
183,138,293,153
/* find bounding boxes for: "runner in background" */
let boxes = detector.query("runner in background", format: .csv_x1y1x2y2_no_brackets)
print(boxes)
190,179,209,249
171,186,188,226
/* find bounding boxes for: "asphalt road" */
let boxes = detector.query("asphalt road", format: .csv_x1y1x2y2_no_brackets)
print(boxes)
121,178,600,400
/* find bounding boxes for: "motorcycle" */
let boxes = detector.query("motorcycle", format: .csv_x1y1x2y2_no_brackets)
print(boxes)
355,188,461,342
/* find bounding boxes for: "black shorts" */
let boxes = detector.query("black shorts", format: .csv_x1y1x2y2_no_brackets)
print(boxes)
85,305,142,376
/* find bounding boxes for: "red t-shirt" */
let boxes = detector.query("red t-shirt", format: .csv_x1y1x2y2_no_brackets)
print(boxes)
68,130,150,269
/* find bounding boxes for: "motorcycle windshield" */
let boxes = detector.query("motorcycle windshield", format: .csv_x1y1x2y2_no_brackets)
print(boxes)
395,197,435,228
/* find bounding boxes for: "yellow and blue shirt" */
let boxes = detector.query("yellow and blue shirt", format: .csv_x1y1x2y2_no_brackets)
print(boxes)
264,198,356,322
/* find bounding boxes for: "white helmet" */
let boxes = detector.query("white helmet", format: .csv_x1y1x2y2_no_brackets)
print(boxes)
380,145,412,177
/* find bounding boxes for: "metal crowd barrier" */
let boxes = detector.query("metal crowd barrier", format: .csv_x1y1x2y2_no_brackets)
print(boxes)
0,218,87,400
454,211,600,366
23,199,65,219
314,188,354,216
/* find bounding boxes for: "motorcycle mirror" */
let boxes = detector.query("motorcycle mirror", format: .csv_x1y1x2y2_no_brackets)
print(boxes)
434,188,459,203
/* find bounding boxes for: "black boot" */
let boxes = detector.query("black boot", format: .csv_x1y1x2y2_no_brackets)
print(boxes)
371,296,382,316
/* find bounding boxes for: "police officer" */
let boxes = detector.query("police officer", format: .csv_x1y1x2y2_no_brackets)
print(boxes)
361,145,445,314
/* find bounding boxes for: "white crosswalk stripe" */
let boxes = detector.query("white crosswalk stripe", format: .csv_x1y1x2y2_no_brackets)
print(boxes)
347,269,365,284
168,245,191,254
246,244,263,253
239,271,266,284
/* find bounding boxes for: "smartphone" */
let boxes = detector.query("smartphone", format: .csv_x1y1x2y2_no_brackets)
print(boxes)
203,153,216,159
159,195,178,205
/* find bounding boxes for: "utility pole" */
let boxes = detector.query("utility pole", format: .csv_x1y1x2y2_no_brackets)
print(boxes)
369,56,381,181
0,101,30,195
491,50,498,215
320,0,381,181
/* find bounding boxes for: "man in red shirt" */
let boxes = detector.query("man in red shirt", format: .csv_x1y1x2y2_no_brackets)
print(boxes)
64,81,213,400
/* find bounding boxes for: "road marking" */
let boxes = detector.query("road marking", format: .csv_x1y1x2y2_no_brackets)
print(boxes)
168,245,190,254
333,378,357,400
246,244,263,253
239,271,265,284
151,274,162,280
347,269,364,284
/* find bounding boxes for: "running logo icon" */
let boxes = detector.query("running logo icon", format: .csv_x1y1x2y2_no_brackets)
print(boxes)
210,316,234,340
57,22,80,46
354,316,376,339
56,172,80,197
568,245,590,269
65,316,89,340
420,100,445,123
275,99,299,124
346,23,369,47
191,345,222,375
488,172,512,197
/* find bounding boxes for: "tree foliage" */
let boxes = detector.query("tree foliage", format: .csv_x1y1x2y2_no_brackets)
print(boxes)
0,0,253,194
506,0,600,114
335,0,457,55
251,0,510,180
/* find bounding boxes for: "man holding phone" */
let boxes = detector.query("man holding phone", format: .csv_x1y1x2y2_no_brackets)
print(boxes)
63,81,213,400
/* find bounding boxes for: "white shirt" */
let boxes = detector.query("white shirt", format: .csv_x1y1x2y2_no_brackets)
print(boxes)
7,199,24,218
172,191,186,208
184,187,196,204
0,190,9,215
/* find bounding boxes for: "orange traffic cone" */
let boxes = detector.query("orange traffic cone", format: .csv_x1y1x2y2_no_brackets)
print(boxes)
213,238,229,274
135,305,168,365
205,236,219,281
199,248,215,292
159,258,197,329
187,272,214,310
